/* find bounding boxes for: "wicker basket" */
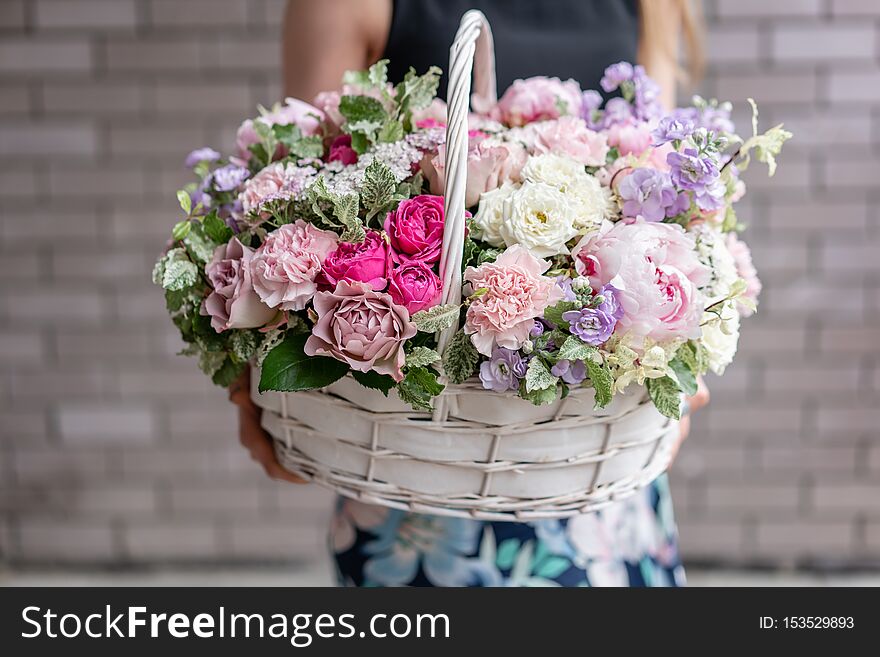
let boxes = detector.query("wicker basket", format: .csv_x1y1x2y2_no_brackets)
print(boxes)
251,10,679,520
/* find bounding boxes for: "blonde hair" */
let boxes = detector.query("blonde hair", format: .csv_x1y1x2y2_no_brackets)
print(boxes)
639,0,705,85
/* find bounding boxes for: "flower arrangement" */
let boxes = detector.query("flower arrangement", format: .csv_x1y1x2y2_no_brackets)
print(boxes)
154,59,790,419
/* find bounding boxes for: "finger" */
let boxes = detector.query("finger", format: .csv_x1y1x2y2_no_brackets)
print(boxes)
265,461,308,484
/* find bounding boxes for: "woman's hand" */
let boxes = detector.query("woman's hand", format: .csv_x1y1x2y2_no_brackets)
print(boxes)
671,376,709,460
229,368,307,484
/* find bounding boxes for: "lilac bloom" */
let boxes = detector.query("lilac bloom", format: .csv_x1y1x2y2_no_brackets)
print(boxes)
530,320,545,338
652,116,695,145
560,285,623,346
672,103,735,136
556,276,578,302
600,62,634,92
667,147,720,192
599,97,633,129
211,164,250,192
631,65,662,120
617,168,681,221
479,347,528,393
551,359,588,385
184,147,221,168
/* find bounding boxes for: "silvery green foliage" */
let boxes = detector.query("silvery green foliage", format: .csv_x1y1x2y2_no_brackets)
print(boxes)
405,346,441,369
230,330,259,362
411,304,461,333
256,329,285,367
157,248,198,291
442,330,480,384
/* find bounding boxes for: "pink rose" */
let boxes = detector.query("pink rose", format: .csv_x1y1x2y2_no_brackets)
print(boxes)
238,161,316,220
384,195,445,264
463,245,564,355
305,280,417,382
388,261,442,314
726,232,761,317
413,98,448,128
328,134,358,165
249,220,338,311
607,121,653,157
235,98,325,160
491,76,583,127
421,135,526,207
529,116,609,166
321,230,391,290
572,220,709,342
202,238,276,333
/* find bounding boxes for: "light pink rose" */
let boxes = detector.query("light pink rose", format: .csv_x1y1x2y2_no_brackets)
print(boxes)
463,245,564,355
726,232,761,317
249,221,338,311
305,280,417,382
421,134,526,207
388,261,442,314
607,121,653,157
235,98,325,160
572,220,709,342
491,76,583,127
529,116,609,166
202,238,276,333
238,161,316,219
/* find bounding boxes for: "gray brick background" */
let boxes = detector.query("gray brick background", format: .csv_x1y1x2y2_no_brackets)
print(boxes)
1,0,879,570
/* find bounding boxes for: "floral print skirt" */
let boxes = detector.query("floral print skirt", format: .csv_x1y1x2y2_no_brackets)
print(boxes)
329,474,685,587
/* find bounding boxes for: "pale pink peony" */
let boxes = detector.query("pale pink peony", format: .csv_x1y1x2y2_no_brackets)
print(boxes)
249,221,338,311
421,133,526,207
529,116,609,166
572,220,709,342
607,121,653,157
491,76,583,127
202,238,276,333
463,245,564,355
304,280,417,382
235,98,324,160
726,232,761,317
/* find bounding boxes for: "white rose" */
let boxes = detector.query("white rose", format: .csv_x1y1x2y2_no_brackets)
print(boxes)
472,181,518,247
522,153,614,232
701,305,740,375
500,181,580,257
693,223,739,300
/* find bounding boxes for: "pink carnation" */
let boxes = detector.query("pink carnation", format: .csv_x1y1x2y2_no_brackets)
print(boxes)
321,230,391,291
421,134,526,207
235,98,324,160
491,76,583,127
530,116,609,166
305,280,417,382
249,221,338,311
572,220,709,342
202,238,276,333
726,232,761,317
384,195,446,264
388,261,442,314
464,245,564,355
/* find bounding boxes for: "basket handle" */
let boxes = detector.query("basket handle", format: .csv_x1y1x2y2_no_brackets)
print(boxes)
432,10,496,421
436,10,496,354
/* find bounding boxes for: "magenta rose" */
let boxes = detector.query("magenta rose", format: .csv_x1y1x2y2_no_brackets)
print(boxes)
384,195,445,264
328,134,358,165
202,238,276,333
388,261,442,314
305,280,417,382
320,230,391,290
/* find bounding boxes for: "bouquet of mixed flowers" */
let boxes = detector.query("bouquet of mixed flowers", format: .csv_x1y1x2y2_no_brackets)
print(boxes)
154,59,790,420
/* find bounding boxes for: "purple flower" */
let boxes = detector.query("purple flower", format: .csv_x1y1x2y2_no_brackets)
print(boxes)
211,164,249,192
581,89,603,115
600,62,634,93
652,116,694,145
631,65,662,121
184,147,221,168
479,347,527,393
530,320,545,338
556,276,577,302
667,148,719,190
561,285,622,346
599,97,633,129
551,359,587,385
618,168,686,222
672,102,735,136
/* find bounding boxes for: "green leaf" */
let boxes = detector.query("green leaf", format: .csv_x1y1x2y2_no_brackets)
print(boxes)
255,328,284,367
525,358,557,393
368,59,389,88
259,332,348,392
351,370,396,396
395,66,442,117
542,301,581,329
377,119,405,143
412,303,461,333
646,376,683,420
396,366,444,411
183,223,215,264
151,257,166,286
360,158,398,221
172,220,191,241
584,358,614,409
177,189,192,216
442,330,480,384
161,257,198,291
334,192,364,242
405,346,441,369
230,330,259,362
520,381,559,406
198,349,226,377
339,95,387,145
556,335,597,363
203,212,233,244
212,357,245,387
668,356,698,397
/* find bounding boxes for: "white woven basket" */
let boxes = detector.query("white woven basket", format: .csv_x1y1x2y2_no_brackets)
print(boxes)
251,10,678,521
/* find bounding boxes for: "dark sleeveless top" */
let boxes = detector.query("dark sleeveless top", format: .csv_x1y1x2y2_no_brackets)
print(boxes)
382,0,640,98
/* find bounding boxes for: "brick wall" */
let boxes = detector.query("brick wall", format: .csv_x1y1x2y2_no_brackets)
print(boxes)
1,0,878,569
